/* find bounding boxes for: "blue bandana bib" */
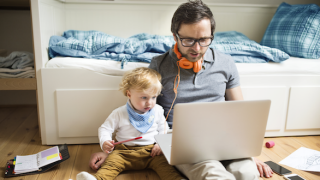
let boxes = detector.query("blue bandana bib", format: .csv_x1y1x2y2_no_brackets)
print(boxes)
126,102,155,133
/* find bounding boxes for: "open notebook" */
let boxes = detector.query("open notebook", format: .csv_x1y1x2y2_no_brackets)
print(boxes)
14,146,62,174
5,144,70,177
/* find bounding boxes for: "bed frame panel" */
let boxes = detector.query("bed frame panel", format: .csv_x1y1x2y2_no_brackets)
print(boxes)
32,0,320,144
241,75,320,137
56,89,127,138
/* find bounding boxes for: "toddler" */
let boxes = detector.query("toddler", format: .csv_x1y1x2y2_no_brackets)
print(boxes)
77,67,185,180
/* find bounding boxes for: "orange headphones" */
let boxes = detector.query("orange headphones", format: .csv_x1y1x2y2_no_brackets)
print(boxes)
173,43,202,73
163,43,203,133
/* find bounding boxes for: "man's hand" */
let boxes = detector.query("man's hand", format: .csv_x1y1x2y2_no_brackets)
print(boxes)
89,152,109,171
102,140,115,153
254,157,273,178
150,144,163,157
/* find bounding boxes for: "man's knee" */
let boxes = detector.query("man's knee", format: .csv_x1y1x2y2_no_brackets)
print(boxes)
176,160,236,180
224,158,259,180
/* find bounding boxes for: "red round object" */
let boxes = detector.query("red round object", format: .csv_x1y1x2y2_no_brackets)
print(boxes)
266,141,275,148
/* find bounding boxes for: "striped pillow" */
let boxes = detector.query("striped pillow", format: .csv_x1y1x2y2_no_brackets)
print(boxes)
260,3,320,59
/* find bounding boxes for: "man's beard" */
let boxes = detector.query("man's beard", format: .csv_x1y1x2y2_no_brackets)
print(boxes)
181,50,204,62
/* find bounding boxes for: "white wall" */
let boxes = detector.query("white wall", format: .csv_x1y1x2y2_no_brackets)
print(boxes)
59,0,320,42
203,0,320,6
62,0,320,6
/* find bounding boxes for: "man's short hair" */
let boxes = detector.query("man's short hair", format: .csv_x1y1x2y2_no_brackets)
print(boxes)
119,67,162,96
171,0,216,36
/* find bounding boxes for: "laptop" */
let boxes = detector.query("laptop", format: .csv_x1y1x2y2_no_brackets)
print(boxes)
155,100,271,165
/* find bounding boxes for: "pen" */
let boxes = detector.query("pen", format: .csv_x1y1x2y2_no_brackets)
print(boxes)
112,136,143,145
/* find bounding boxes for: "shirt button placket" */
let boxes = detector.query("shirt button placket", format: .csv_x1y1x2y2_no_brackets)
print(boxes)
194,73,197,87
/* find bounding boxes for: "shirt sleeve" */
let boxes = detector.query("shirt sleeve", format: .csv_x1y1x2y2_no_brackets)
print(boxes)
98,110,120,151
156,105,169,135
148,56,158,71
226,56,240,89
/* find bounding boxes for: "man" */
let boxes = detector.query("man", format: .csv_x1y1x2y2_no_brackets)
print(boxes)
89,0,273,179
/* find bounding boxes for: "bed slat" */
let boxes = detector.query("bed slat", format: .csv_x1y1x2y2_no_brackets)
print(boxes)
0,78,37,90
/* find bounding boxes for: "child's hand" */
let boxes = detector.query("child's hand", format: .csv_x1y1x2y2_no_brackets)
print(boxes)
150,144,163,157
102,140,114,153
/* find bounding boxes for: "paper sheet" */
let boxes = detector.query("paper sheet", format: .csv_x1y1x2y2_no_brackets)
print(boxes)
279,147,320,172
39,146,60,167
14,154,38,173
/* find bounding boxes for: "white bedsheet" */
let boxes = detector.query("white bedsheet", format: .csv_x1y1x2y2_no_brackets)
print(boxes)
46,57,320,76
46,57,149,76
236,57,320,75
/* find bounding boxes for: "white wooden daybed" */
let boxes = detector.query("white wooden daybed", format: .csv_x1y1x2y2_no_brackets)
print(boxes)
31,0,320,145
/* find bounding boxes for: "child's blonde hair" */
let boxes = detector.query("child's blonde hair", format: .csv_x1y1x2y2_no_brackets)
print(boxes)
119,67,162,96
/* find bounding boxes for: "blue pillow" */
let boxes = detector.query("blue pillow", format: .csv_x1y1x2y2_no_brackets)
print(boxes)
260,2,320,59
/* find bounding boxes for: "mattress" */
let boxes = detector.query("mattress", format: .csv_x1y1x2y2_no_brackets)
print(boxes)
46,57,149,76
46,57,320,76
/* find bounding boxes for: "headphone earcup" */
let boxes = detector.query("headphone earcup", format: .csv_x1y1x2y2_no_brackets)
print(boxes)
174,43,203,73
179,58,194,69
193,60,202,73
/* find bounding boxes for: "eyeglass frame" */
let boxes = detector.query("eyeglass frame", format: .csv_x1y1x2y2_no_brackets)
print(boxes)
175,33,214,47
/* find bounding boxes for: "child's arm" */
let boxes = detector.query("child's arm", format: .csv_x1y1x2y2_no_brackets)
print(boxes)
157,105,170,134
98,110,120,152
151,105,168,157
102,140,115,153
89,151,108,171
150,144,163,157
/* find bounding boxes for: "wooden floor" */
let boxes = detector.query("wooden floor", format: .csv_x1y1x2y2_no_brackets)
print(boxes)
0,106,319,180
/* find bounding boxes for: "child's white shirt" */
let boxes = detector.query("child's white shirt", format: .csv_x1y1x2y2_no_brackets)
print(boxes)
98,104,169,151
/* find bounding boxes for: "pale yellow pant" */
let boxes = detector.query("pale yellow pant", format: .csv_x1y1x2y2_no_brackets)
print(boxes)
175,157,259,180
94,144,185,180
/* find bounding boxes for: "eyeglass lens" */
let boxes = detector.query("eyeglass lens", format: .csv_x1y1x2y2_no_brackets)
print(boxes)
181,38,212,47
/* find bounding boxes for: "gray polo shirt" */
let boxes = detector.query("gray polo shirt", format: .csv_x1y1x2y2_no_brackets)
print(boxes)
149,47,240,128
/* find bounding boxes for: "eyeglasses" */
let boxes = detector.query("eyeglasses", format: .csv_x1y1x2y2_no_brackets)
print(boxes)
176,34,213,47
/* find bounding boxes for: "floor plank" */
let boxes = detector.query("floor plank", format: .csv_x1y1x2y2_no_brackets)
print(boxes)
53,145,79,180
0,108,38,180
0,107,16,124
258,137,320,180
0,107,35,148
0,106,319,180
293,136,320,151
71,144,100,178
5,131,42,180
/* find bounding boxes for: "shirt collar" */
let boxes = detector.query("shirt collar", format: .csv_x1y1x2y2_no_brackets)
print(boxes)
203,48,214,63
